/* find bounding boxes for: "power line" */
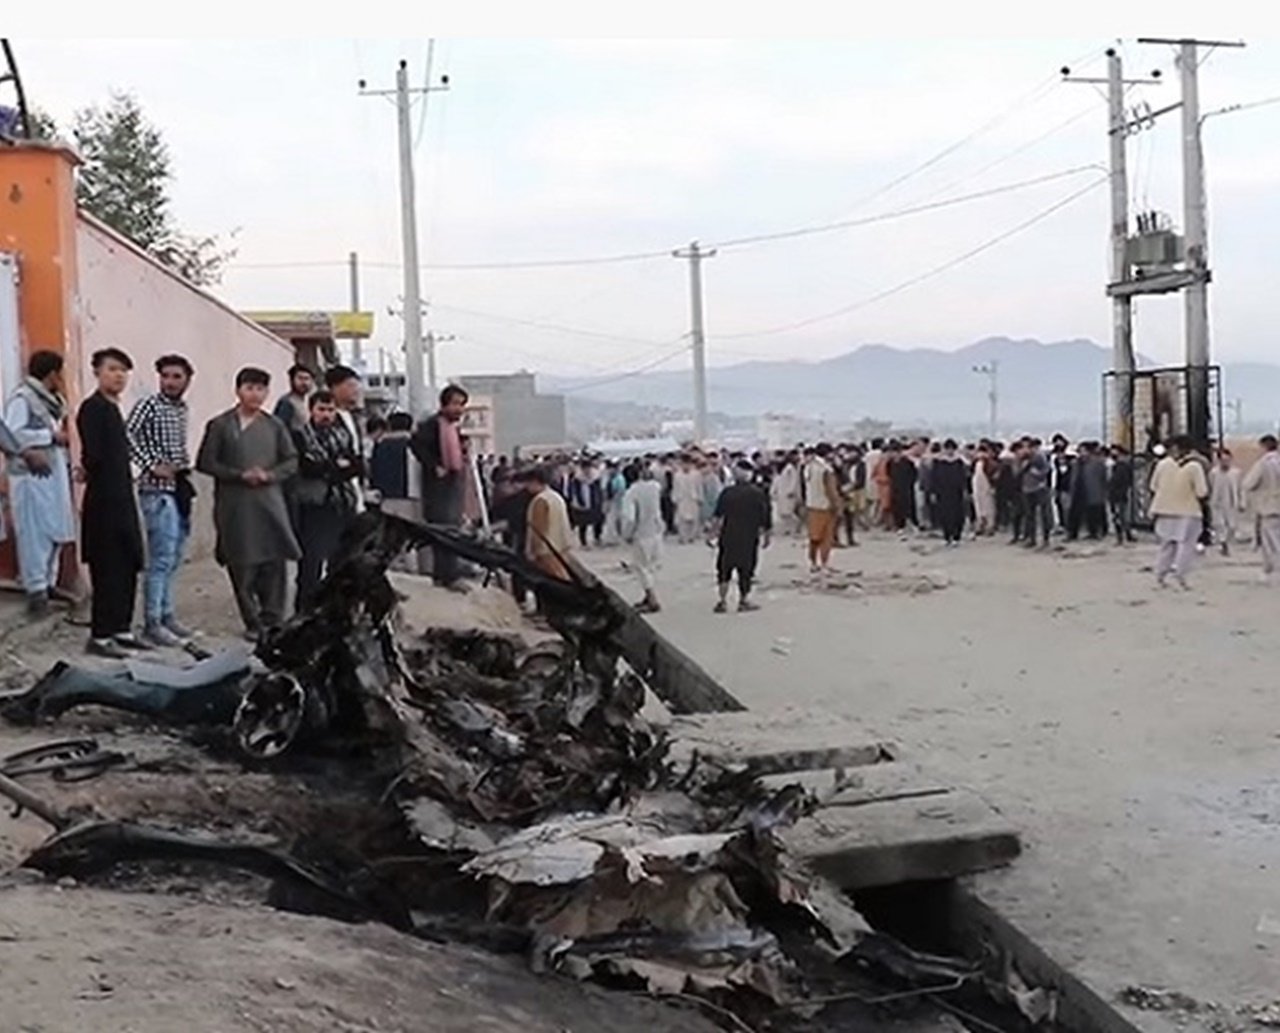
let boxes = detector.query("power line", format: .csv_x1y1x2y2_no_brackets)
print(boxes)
825,46,1104,216
430,302,679,348
226,251,672,271
558,341,692,393
227,166,1098,274
922,102,1102,200
714,176,1108,340
709,165,1100,250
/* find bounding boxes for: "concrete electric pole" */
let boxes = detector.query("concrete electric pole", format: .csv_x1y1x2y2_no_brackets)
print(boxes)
359,58,450,417
673,242,716,444
1062,49,1161,448
972,360,998,437
1136,36,1245,447
348,251,361,366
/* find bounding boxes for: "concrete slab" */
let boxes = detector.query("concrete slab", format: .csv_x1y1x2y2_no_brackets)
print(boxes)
783,787,1022,889
668,707,896,775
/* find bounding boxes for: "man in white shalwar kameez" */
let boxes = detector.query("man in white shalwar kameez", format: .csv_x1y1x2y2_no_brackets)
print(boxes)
5,350,76,616
620,464,665,613
1209,448,1243,556
770,457,801,536
671,457,703,544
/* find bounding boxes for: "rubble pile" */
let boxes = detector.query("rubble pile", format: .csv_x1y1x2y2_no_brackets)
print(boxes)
0,513,1002,1030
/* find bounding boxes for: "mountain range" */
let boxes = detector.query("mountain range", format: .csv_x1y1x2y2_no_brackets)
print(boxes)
544,337,1280,433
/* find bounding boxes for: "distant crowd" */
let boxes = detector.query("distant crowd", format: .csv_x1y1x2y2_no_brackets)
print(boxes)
466,428,1280,609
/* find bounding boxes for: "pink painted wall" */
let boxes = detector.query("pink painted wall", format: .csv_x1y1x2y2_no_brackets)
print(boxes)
76,213,294,558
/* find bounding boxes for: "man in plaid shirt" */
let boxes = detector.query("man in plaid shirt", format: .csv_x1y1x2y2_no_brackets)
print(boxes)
126,354,197,647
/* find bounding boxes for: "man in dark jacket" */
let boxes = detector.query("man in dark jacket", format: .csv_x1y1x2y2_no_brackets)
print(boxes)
711,462,772,613
1108,444,1136,544
1021,438,1053,549
1073,441,1110,540
409,384,470,588
291,390,361,609
78,348,147,658
370,411,413,502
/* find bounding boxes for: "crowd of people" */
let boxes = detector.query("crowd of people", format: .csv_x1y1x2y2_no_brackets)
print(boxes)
471,428,1280,609
3,348,1278,652
1,353,392,656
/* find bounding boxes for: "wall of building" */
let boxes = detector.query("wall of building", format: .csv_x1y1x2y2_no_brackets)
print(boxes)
76,213,294,558
460,394,496,455
495,394,567,456
457,372,567,456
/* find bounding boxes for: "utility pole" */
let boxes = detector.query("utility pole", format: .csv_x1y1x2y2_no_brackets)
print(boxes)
348,251,361,367
673,242,716,443
1107,50,1134,448
359,59,450,417
424,329,456,396
972,361,998,437
1137,36,1245,447
1063,49,1161,449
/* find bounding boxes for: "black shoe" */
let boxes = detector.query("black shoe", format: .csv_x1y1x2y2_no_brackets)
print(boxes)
114,633,155,652
713,601,727,614
25,592,49,619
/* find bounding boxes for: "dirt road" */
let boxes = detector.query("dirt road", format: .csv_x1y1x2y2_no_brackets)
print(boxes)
0,879,721,1033
588,528,1280,1030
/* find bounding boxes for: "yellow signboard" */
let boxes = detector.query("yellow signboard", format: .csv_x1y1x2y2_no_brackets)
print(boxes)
332,311,374,338
243,310,374,339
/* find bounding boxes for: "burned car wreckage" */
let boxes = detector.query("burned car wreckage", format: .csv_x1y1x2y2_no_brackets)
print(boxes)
0,513,1001,1029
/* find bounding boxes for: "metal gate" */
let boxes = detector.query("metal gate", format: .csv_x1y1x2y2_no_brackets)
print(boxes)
1102,364,1223,527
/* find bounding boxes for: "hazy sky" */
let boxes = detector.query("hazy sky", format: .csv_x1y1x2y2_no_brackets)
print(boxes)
15,37,1280,383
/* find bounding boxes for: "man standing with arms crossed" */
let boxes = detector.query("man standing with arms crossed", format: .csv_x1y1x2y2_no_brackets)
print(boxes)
127,355,197,646
324,365,367,513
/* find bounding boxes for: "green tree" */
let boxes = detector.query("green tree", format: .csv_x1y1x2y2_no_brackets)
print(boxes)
67,93,233,286
73,93,171,251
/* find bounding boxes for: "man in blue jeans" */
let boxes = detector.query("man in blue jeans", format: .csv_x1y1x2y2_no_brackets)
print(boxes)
126,354,197,647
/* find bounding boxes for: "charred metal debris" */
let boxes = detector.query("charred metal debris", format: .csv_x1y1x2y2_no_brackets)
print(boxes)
0,513,1000,1030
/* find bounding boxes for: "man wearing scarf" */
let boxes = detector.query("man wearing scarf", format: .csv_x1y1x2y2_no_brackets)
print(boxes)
4,350,75,617
409,384,470,589
291,389,362,608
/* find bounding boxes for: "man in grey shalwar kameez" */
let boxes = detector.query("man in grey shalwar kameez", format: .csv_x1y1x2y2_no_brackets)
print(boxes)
196,367,300,638
4,350,76,616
